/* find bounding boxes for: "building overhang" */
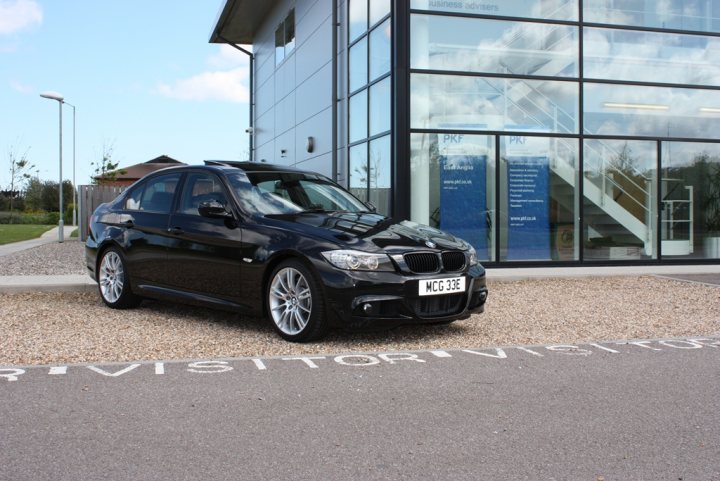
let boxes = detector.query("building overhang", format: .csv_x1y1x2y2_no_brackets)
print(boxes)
209,0,281,44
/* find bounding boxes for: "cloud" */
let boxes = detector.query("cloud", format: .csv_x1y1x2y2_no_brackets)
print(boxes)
157,45,250,103
207,44,250,69
157,67,249,103
0,0,42,35
9,79,33,93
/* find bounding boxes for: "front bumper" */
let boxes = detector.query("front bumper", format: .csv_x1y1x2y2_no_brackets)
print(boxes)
317,263,488,331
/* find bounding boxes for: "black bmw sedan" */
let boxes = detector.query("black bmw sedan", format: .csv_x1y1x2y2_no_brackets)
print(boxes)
86,161,488,342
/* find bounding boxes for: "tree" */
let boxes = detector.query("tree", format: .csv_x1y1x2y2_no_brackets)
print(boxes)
91,142,125,184
6,145,35,222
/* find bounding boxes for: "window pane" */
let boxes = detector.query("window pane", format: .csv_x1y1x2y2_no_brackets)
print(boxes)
370,77,391,136
584,27,720,86
370,0,391,26
583,139,658,261
275,26,285,65
370,19,391,81
139,174,180,213
369,135,392,215
349,143,368,202
661,142,720,259
584,0,720,33
411,74,578,133
411,15,577,77
285,10,295,54
349,91,368,143
410,0,577,20
584,82,720,138
179,173,227,215
499,136,579,261
410,133,496,261
349,0,368,42
349,37,368,92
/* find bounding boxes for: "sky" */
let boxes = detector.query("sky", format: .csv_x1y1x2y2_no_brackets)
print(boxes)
0,0,250,189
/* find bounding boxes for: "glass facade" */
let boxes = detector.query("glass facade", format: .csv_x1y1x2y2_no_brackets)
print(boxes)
348,0,392,214
407,0,720,263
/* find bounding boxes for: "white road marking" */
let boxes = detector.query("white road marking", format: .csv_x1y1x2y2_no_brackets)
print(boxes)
430,350,452,358
87,364,141,377
462,348,507,359
2,337,718,382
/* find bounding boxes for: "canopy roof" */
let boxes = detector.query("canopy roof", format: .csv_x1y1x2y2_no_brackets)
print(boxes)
210,0,280,44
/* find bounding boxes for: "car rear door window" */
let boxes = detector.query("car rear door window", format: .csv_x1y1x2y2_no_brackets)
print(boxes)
138,174,181,213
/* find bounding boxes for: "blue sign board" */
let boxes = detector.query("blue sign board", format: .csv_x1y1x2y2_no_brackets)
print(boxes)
506,136,551,260
439,136,488,253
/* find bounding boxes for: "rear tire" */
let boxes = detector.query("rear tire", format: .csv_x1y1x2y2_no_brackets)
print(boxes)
97,247,141,309
266,259,328,342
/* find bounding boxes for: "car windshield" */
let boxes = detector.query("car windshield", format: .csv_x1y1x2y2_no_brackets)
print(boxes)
227,171,371,216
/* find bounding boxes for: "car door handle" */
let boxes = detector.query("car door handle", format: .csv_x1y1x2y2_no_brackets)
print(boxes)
167,227,184,235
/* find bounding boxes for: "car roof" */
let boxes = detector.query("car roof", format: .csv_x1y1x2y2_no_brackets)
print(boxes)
203,160,309,174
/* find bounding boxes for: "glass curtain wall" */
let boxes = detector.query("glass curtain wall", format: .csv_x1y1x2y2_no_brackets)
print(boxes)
408,0,720,263
348,0,392,214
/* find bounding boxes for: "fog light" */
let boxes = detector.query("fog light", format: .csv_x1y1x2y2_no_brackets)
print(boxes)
363,303,373,314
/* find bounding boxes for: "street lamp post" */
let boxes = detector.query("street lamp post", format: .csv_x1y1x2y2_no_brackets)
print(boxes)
40,91,66,242
64,102,77,226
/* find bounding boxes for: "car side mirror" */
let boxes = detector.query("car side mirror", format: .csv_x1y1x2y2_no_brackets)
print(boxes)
365,201,377,213
198,200,233,219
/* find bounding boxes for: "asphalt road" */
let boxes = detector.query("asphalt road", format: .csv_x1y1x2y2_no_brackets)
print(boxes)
1,338,719,481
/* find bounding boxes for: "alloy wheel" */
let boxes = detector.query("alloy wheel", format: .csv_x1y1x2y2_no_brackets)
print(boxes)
99,251,125,304
268,267,313,335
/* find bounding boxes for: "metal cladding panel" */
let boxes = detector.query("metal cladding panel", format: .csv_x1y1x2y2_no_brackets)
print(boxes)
295,107,333,164
296,0,332,48
255,108,275,149
296,152,333,178
275,54,296,103
296,62,333,124
275,128,296,165
255,77,274,118
274,91,296,136
295,16,333,86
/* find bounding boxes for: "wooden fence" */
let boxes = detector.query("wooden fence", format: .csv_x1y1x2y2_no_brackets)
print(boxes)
78,185,126,241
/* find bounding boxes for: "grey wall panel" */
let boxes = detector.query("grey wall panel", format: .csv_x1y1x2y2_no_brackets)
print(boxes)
274,91,296,136
296,0,318,26
255,45,275,92
295,16,333,86
255,139,274,164
297,0,331,49
295,62,332,124
274,53,296,104
275,128,296,165
255,77,274,117
295,107,332,164
255,108,275,149
296,152,333,178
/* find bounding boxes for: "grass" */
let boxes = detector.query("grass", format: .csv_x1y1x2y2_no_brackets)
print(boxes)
0,224,55,245
70,228,79,238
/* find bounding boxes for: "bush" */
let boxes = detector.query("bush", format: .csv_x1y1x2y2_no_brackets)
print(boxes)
0,211,60,225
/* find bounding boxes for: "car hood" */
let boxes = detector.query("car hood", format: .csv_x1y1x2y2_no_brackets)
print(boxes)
264,212,470,252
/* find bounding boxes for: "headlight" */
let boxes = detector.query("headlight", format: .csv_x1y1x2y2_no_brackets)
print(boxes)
321,250,395,271
467,246,479,266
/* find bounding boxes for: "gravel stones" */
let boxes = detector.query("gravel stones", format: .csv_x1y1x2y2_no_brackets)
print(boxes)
1,240,718,366
1,276,718,366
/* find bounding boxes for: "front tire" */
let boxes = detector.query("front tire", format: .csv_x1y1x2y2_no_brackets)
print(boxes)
267,260,328,342
97,247,141,309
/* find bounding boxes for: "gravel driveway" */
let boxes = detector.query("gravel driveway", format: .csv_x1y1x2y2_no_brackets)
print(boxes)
1,241,719,366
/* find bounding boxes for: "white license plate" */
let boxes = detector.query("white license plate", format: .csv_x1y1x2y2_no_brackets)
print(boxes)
418,276,466,297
